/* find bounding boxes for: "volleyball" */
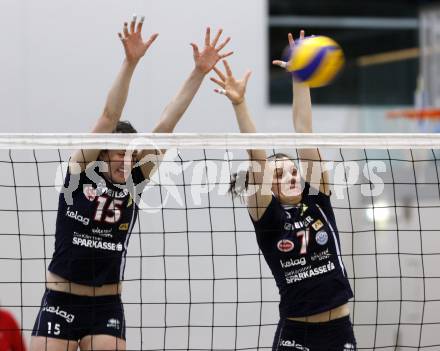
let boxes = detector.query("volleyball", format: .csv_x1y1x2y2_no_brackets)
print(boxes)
287,36,344,88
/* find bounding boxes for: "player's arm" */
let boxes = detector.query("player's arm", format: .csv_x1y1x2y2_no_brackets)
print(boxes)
211,60,272,221
153,28,232,133
70,16,158,173
273,30,330,195
136,28,233,178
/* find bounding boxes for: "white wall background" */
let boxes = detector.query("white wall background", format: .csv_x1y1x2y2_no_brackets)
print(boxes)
0,0,360,134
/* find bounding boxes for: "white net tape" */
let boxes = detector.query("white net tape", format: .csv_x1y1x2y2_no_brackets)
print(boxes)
1,133,440,149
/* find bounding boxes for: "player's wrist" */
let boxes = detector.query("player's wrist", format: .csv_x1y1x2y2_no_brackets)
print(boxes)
191,67,207,79
232,97,245,106
123,58,139,70
292,81,310,94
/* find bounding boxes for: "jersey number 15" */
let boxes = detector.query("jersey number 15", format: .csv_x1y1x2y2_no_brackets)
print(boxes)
94,196,123,223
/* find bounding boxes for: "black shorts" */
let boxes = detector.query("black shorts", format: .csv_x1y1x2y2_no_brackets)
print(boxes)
273,316,357,351
32,289,125,341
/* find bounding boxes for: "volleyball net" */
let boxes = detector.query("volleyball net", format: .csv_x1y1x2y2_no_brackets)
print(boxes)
1,133,440,350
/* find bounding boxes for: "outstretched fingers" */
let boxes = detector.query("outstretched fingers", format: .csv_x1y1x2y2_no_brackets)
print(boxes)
122,15,150,39
210,77,226,89
243,70,252,85
136,16,145,33
220,51,234,59
130,14,137,34
145,33,159,50
213,66,226,81
190,43,200,58
216,36,230,52
211,29,223,47
287,30,305,51
222,60,233,77
272,60,287,69
288,32,295,48
123,22,130,38
118,32,127,49
214,88,228,95
204,27,211,47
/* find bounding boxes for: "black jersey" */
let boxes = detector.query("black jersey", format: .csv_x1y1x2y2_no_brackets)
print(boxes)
48,163,146,286
251,183,353,318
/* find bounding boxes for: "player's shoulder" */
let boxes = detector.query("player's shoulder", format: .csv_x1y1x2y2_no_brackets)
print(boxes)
251,194,285,228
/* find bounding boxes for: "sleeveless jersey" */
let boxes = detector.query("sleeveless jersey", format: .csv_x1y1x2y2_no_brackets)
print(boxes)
251,183,353,318
48,164,146,286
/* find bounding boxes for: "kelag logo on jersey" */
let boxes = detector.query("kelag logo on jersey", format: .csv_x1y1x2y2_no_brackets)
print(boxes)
277,239,294,252
42,305,75,323
66,207,90,226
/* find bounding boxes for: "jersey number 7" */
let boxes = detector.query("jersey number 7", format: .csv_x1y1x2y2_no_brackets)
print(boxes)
297,228,310,255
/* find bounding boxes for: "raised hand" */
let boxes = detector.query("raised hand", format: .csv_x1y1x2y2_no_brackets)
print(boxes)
272,30,305,70
210,60,251,105
118,15,159,64
190,28,233,75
